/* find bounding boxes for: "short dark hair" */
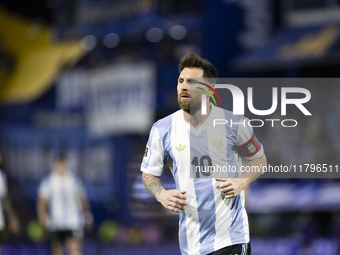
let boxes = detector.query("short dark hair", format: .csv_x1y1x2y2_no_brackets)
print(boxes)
55,152,67,162
178,53,218,83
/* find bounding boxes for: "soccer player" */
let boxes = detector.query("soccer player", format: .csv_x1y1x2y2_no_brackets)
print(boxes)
141,53,267,255
37,153,93,255
0,152,20,253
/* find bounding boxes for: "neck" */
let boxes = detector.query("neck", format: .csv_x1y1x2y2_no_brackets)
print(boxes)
183,103,212,129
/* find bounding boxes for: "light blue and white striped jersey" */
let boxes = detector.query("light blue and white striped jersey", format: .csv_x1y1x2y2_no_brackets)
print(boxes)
38,172,86,231
0,170,7,230
141,104,263,255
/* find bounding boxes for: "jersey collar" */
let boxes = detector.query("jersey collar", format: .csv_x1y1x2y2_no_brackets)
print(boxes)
181,103,216,136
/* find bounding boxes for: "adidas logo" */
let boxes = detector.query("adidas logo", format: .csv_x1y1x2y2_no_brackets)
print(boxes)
175,144,186,152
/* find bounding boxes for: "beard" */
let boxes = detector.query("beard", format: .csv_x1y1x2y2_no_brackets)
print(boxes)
178,94,201,115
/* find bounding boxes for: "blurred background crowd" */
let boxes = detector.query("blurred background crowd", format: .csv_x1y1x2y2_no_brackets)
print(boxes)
0,0,340,254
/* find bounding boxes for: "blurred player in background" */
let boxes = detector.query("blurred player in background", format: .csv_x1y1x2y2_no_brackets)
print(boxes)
141,53,267,255
37,153,93,255
0,152,20,254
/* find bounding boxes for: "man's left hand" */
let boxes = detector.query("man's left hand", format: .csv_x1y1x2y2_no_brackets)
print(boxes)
215,178,245,199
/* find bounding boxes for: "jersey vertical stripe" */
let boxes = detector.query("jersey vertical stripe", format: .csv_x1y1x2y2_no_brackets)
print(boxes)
229,194,247,244
171,112,200,254
0,170,7,230
191,129,217,254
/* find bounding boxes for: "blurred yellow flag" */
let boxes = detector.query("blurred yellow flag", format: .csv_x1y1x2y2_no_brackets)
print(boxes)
0,6,86,104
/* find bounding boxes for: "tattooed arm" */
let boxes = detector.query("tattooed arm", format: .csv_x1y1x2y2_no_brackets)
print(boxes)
142,172,165,199
142,172,187,213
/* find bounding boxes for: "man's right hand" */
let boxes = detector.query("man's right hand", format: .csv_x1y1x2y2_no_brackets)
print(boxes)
157,189,188,213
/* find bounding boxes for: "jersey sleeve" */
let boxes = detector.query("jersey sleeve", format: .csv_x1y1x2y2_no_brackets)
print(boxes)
140,125,165,177
0,171,7,199
235,117,264,160
38,178,50,199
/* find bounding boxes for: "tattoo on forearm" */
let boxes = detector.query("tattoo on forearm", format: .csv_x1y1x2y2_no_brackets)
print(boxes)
142,174,165,200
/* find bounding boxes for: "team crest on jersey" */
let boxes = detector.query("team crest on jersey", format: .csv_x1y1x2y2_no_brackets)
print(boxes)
175,144,186,152
144,146,150,160
212,137,223,150
246,141,257,155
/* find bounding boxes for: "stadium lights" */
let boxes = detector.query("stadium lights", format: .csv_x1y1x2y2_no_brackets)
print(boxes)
145,27,164,43
103,33,120,48
80,35,97,51
169,25,187,40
